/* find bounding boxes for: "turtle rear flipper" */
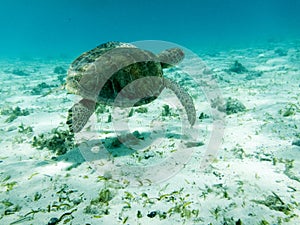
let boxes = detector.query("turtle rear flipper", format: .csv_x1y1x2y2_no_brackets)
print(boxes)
158,48,184,69
67,99,96,133
164,78,196,126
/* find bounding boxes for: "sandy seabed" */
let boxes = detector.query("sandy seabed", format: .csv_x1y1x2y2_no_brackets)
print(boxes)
1,40,300,225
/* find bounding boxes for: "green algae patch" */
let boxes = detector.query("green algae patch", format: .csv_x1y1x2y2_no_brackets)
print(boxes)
32,127,74,155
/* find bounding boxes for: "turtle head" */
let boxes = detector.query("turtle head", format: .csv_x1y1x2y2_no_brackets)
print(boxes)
158,48,184,69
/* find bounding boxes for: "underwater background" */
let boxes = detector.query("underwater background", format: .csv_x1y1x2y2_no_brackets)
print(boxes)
1,0,300,58
2,1,300,224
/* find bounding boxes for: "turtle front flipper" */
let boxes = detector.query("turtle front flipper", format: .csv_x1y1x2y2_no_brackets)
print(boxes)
164,78,196,126
67,99,96,133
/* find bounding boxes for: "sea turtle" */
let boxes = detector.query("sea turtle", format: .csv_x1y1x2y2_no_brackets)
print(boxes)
66,41,196,133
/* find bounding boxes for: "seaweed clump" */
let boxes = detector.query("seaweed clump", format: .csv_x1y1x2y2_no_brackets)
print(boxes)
279,103,299,117
252,192,293,215
245,70,263,80
224,97,246,115
53,66,67,75
228,61,248,74
292,140,300,146
11,69,30,76
53,66,67,84
84,188,114,217
32,127,74,155
135,107,148,113
211,97,246,115
31,82,54,95
1,106,30,123
0,199,21,216
274,48,288,56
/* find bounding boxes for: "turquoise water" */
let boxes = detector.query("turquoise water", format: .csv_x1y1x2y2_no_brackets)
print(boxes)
1,0,300,58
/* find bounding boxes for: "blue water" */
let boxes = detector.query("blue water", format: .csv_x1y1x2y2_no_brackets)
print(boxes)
1,0,300,58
